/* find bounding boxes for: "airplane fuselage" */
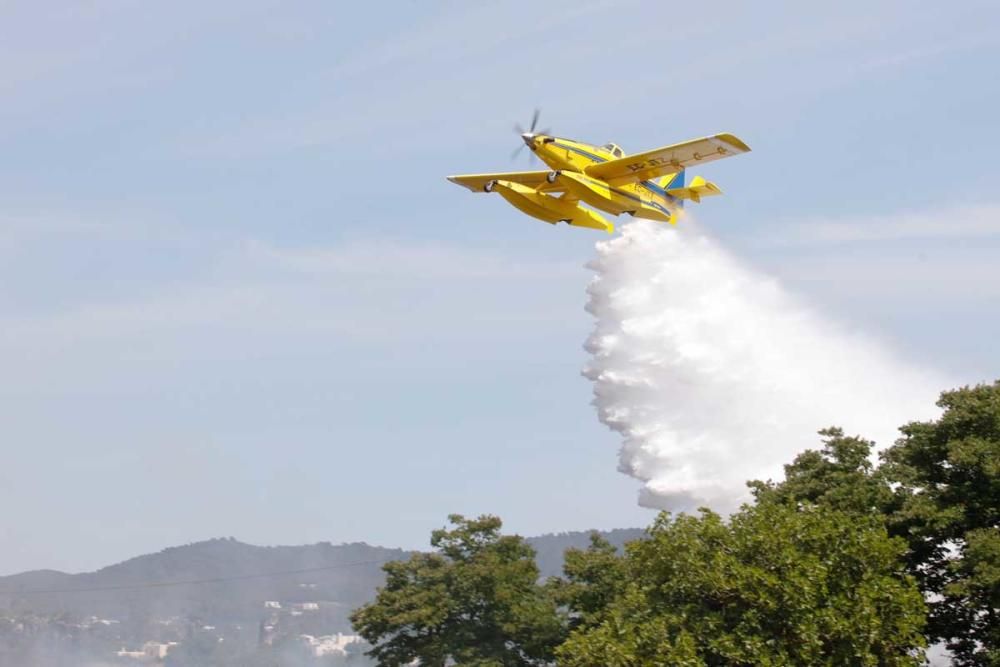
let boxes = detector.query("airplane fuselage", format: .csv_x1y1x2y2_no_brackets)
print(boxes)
524,134,678,222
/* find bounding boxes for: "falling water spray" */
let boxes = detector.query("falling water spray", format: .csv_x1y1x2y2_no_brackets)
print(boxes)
583,220,943,511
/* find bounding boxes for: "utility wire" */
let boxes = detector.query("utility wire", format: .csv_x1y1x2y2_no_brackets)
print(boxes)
0,558,398,596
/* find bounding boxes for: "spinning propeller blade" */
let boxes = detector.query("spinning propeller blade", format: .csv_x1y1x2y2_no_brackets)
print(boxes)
511,108,551,164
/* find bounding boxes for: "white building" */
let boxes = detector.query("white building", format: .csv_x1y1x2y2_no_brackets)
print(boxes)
144,642,176,659
299,633,364,657
114,642,175,662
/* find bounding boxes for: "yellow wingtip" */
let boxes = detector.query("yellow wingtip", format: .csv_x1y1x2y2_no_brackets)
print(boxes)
717,132,752,153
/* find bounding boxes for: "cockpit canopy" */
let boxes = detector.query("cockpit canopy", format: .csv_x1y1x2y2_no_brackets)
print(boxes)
601,142,624,158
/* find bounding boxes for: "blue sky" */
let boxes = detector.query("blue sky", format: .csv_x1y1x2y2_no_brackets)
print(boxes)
1,0,998,574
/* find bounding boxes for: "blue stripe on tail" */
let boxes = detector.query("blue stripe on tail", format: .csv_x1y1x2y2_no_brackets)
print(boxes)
663,168,685,189
663,169,685,208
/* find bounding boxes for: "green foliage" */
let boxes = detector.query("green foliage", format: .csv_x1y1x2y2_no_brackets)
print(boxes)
881,381,1000,665
749,427,893,516
547,533,627,632
556,504,927,666
528,528,643,579
349,381,1000,665
350,515,562,667
747,383,1000,665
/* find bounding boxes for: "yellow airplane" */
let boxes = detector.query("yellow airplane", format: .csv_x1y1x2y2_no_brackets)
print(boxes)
448,112,750,233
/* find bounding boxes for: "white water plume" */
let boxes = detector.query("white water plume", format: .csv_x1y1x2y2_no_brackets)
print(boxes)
583,220,944,511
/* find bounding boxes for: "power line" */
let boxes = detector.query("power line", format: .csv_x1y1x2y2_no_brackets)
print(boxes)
0,558,397,596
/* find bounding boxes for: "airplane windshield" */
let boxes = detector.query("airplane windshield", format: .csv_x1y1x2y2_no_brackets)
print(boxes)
602,143,624,158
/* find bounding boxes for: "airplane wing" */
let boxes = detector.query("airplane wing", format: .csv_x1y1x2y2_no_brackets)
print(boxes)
446,171,564,193
585,133,750,185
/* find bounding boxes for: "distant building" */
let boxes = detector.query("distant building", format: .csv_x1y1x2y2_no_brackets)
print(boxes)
144,641,176,659
87,616,120,627
116,647,146,659
264,600,281,609
115,641,174,661
258,620,276,647
299,632,364,657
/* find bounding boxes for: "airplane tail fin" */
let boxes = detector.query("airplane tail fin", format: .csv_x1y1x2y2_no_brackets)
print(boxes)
657,169,685,193
658,169,686,213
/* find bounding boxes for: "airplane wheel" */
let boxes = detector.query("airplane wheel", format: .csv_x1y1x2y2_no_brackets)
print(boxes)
546,171,559,184
484,180,496,193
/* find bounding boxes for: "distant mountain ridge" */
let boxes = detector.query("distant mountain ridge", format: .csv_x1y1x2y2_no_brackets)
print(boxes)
0,539,407,627
527,527,645,577
0,528,645,630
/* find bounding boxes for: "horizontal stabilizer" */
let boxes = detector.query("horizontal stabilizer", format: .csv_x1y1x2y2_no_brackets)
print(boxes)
666,175,722,203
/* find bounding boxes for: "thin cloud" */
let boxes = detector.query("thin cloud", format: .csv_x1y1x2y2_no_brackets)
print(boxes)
0,237,582,348
766,203,1000,246
772,254,1000,300
240,238,579,280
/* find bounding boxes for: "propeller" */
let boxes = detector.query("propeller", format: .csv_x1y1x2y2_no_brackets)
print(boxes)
511,108,551,163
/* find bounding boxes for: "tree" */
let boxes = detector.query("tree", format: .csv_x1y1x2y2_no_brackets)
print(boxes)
556,503,927,666
350,514,562,667
547,533,627,633
881,381,1000,665
749,427,893,516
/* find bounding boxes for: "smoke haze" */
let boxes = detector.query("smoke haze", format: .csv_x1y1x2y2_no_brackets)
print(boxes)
583,220,945,511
